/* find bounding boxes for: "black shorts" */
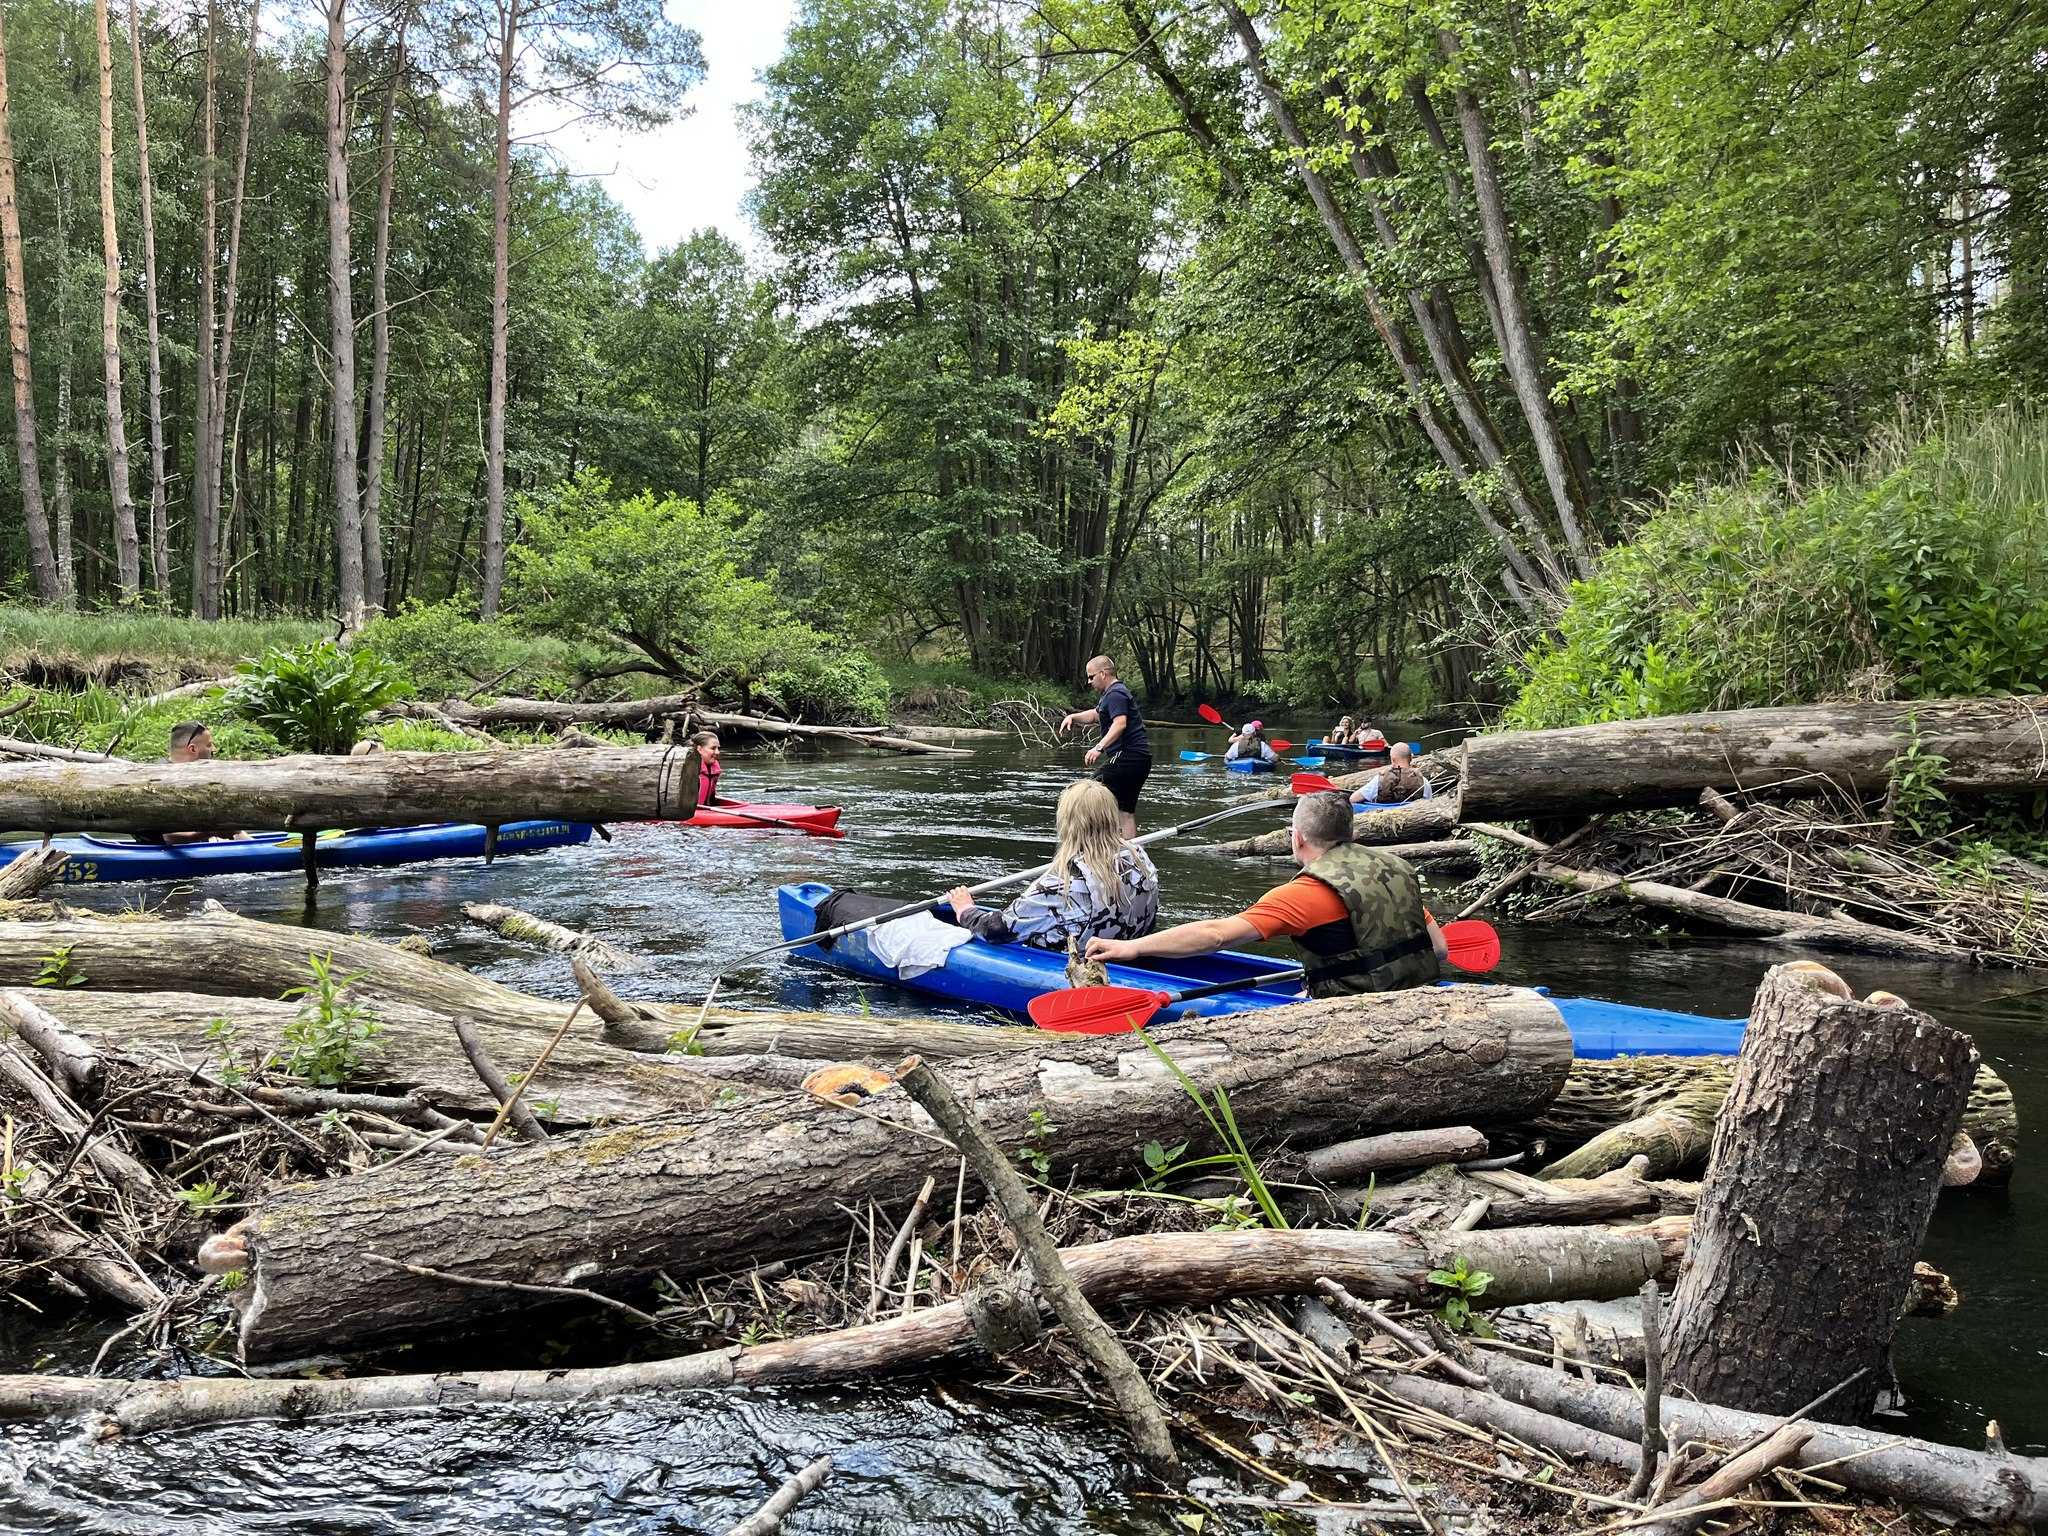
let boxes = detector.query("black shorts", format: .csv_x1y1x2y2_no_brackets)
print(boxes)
1095,752,1152,814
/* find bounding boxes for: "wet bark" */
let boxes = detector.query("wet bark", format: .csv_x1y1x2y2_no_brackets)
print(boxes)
1661,966,1975,1419
233,986,1571,1359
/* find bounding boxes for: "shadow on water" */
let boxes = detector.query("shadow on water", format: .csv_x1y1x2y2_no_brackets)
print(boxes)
9,725,2043,1529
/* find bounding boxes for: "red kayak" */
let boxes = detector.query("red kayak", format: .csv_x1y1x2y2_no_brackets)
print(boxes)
684,801,844,835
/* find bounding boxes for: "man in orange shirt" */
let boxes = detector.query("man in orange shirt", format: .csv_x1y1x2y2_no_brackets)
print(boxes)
1086,792,1445,997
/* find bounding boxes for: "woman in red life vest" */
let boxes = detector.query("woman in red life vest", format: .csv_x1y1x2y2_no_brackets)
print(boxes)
690,730,724,806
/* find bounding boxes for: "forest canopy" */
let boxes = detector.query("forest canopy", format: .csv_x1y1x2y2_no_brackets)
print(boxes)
0,0,2041,715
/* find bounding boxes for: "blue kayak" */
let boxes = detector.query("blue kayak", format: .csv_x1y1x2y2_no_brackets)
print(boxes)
1311,739,1390,761
1225,757,1276,773
776,881,1746,1058
0,821,593,885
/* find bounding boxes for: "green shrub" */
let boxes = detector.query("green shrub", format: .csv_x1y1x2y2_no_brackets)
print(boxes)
1506,411,2048,730
357,600,602,703
227,639,410,755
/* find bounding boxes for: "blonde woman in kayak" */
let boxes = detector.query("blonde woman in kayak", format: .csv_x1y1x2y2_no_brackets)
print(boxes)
944,779,1158,949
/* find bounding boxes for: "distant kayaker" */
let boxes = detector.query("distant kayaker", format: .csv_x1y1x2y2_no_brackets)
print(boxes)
1329,715,1356,746
1086,792,1444,996
944,779,1158,949
1224,721,1278,765
690,730,723,806
1351,742,1433,805
151,722,244,846
1058,654,1150,838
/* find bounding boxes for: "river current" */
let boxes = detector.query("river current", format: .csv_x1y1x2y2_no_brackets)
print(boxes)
2,725,2040,1531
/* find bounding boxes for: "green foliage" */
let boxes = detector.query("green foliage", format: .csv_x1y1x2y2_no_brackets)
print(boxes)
175,1181,235,1213
509,472,888,722
0,607,323,675
357,601,600,703
1507,413,2048,730
1135,1029,1289,1230
1426,1255,1495,1335
1886,724,1953,840
1013,1107,1059,1180
32,945,85,988
227,640,410,756
279,954,384,1087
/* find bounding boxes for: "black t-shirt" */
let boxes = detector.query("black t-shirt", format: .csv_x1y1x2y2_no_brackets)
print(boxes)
1097,680,1150,759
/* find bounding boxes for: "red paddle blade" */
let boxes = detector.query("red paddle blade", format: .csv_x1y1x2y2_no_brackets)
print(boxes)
1442,919,1502,973
1028,985,1172,1033
1197,703,1225,726
1270,739,1293,752
1290,772,1339,795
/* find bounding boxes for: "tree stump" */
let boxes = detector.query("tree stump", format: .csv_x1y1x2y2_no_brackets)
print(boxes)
1661,965,1976,1418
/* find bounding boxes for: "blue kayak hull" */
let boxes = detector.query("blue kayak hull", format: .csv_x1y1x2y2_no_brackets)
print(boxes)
776,881,1746,1058
1224,757,1275,773
1,820,593,885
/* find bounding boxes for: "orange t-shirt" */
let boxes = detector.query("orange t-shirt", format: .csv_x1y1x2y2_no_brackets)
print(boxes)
1240,874,1437,941
1240,874,1347,939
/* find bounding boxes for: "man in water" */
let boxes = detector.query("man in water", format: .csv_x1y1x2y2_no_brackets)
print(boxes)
1058,654,1150,839
1086,792,1444,996
1351,741,1433,805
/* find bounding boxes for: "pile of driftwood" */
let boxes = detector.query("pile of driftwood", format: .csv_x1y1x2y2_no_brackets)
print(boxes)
0,891,2035,1529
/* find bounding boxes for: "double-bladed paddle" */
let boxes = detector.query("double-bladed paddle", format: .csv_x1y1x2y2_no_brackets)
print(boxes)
701,802,846,838
1191,703,1292,753
1028,920,1504,1033
726,771,1341,969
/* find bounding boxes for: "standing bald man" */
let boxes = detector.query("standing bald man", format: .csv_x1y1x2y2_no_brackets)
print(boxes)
1059,654,1151,838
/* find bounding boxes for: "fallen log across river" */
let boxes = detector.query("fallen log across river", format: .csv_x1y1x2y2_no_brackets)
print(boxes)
224,985,1571,1360
391,695,970,755
0,744,702,833
1458,695,2048,821
0,1222,1664,1436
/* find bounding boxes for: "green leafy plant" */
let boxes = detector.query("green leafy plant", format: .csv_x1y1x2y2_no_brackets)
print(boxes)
1426,1255,1495,1335
1886,722,1952,840
1135,1029,1289,1230
218,1268,248,1291
227,638,409,755
0,1166,31,1204
1014,1107,1059,1179
279,952,383,1086
32,944,86,989
176,1180,234,1212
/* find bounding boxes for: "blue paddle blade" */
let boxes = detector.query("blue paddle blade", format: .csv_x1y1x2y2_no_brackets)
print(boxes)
1410,742,1423,755
1178,749,1213,762
1292,756,1326,768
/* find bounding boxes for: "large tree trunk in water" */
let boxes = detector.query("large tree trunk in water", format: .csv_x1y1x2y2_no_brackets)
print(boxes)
231,986,1573,1359
94,0,140,597
0,744,700,833
1660,966,1974,1419
324,0,365,628
0,3,60,604
1208,798,1457,857
1459,696,2048,820
1526,1051,2017,1182
480,0,515,619
360,14,407,615
191,0,219,617
126,0,169,597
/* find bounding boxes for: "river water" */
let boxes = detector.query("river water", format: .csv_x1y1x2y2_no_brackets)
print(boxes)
3,725,2041,1530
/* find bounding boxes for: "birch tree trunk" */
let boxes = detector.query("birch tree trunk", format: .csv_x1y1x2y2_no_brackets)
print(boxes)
0,1,61,604
203,0,258,614
1216,1,1558,617
190,0,219,617
481,0,517,619
95,0,140,598
1436,29,1596,576
325,0,365,628
362,13,408,616
49,167,76,606
126,0,169,597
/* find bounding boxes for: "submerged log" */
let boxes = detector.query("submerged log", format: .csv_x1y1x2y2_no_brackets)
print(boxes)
230,986,1572,1360
0,907,1032,1063
1459,696,2048,821
1479,1349,2048,1525
0,1221,1665,1436
1526,1054,2019,1183
462,901,641,971
1662,966,1975,1419
0,744,700,833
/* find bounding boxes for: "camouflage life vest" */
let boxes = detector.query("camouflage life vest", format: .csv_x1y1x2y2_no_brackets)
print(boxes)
1292,844,1440,998
1373,764,1425,803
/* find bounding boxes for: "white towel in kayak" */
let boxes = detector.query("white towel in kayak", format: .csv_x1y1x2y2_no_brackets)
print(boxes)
868,912,975,979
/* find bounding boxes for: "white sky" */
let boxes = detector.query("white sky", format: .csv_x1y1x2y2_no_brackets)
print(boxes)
544,0,796,259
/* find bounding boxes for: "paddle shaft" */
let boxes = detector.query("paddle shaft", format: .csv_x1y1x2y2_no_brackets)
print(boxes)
702,802,834,834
